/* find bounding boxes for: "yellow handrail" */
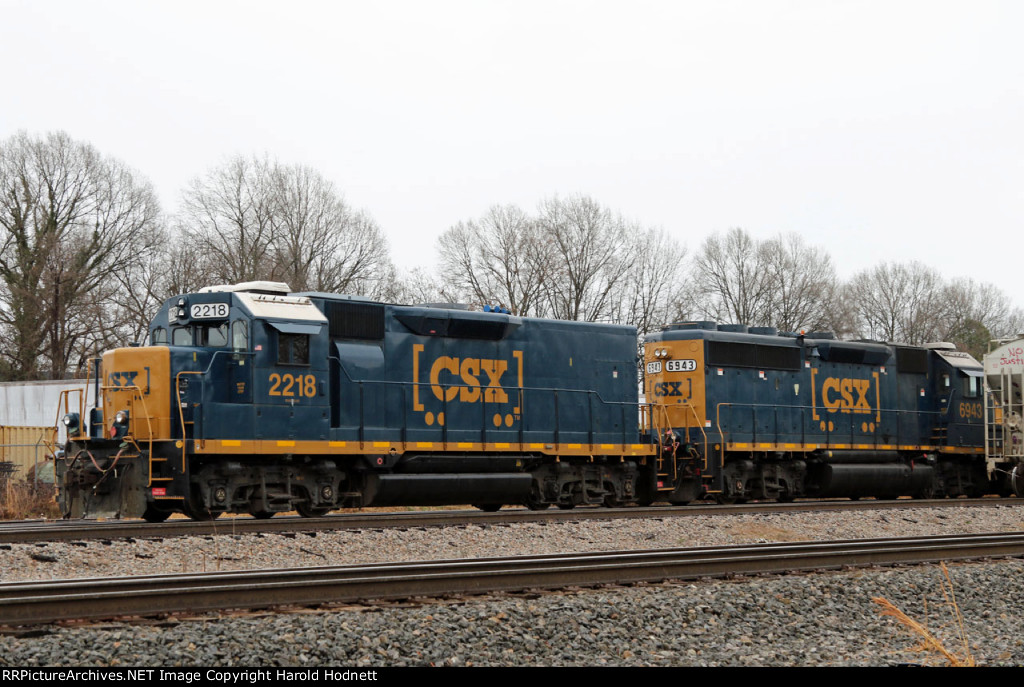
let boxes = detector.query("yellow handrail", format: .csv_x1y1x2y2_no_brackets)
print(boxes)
175,370,205,472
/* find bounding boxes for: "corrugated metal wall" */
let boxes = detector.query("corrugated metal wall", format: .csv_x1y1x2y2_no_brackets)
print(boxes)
0,426,54,481
0,380,93,483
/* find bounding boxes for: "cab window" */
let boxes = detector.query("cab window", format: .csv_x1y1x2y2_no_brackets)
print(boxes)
152,327,168,345
278,333,310,365
198,323,229,347
963,374,980,398
232,320,249,351
172,326,192,346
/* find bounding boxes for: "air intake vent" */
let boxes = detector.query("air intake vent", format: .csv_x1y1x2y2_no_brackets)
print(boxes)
326,301,385,340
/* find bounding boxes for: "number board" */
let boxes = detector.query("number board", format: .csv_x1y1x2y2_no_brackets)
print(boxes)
191,303,230,319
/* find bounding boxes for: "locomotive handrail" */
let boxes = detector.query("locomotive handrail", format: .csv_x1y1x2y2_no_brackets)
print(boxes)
171,348,649,459
324,349,644,452
714,401,984,455
175,370,206,471
680,401,709,473
47,356,105,463
171,348,255,443
96,382,156,484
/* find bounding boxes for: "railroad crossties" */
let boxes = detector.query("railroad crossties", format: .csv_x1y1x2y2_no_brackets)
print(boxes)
1,503,1023,665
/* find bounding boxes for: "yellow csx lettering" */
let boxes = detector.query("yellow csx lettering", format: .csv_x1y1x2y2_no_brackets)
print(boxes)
429,356,508,403
821,377,872,414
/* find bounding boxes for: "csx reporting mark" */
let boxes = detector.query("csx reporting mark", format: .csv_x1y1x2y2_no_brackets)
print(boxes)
108,371,139,387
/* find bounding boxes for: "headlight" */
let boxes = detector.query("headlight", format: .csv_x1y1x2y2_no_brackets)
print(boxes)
114,410,129,425
62,413,80,431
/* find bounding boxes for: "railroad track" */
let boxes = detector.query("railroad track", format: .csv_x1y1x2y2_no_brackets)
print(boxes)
2,532,1023,627
2,497,1021,544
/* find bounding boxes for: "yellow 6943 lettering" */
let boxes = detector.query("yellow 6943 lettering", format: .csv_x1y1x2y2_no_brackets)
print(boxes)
269,373,317,398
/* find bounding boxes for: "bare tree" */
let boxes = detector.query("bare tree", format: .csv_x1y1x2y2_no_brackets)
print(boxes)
387,266,463,305
692,228,773,325
760,233,836,332
177,155,394,298
0,131,161,379
536,195,637,321
814,279,860,339
847,261,945,344
437,205,551,315
938,278,1024,357
270,166,391,294
614,226,686,334
178,156,277,285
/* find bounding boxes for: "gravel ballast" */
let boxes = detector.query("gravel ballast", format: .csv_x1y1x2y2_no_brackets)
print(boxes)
1,504,1023,667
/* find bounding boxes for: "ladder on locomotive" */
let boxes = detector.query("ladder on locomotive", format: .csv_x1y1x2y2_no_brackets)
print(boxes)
984,368,1024,474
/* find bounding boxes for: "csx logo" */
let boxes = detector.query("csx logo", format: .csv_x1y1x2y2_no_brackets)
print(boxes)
653,381,687,398
108,371,139,388
821,377,872,414
428,356,510,403
412,345,524,417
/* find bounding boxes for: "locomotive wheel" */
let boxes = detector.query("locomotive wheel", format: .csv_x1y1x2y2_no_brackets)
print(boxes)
142,505,172,523
913,485,935,500
296,503,330,518
184,507,221,521
250,510,275,519
556,502,576,510
1012,465,1024,498
523,494,550,510
182,493,221,521
474,504,502,512
714,495,746,505
603,494,623,508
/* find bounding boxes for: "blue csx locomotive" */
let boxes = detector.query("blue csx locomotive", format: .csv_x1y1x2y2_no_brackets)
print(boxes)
643,322,998,504
55,283,1002,521
56,282,650,520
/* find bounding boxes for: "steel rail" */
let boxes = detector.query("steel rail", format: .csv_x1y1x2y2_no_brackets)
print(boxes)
1,497,1021,544
1,532,1023,627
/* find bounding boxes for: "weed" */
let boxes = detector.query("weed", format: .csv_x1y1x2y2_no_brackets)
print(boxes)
0,479,60,520
872,562,976,667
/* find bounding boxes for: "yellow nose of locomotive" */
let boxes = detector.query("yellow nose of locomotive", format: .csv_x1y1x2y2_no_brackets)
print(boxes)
101,347,172,441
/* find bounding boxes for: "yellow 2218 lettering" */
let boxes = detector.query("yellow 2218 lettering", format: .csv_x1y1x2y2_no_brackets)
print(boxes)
268,373,317,397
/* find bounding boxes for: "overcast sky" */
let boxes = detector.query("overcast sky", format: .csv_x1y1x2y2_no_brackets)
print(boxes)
2,1,1022,302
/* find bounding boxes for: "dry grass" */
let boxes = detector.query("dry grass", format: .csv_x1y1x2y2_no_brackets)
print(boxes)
0,479,60,520
873,563,976,667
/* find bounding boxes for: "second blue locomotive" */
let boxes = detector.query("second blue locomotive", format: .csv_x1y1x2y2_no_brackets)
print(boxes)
643,322,992,504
